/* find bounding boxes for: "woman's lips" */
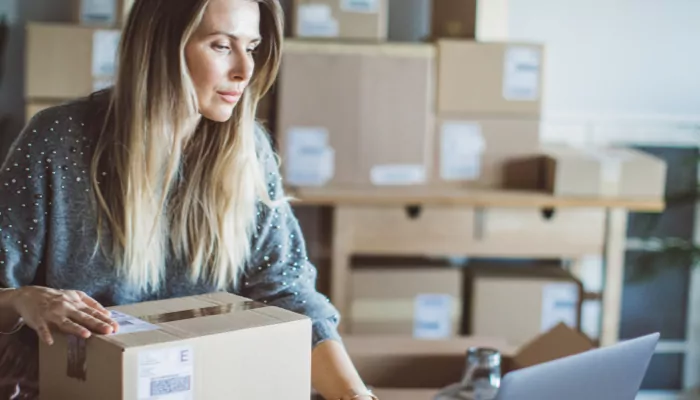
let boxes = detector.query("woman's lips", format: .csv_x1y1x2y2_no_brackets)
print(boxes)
217,91,242,103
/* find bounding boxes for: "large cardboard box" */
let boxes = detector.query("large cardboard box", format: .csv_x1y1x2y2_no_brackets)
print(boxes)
292,0,389,41
437,40,545,117
26,23,120,100
349,268,463,338
431,117,541,188
464,265,584,347
431,0,509,41
277,40,435,188
73,0,134,27
504,145,668,199
345,323,595,394
39,292,312,400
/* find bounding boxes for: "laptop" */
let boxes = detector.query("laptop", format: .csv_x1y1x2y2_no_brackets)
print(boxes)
495,332,660,400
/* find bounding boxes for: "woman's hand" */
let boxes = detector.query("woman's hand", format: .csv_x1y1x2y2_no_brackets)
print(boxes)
10,286,119,345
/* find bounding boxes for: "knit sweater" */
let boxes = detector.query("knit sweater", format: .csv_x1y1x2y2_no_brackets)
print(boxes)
0,95,341,348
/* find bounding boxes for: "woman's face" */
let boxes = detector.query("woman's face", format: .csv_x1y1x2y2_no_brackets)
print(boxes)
185,0,261,122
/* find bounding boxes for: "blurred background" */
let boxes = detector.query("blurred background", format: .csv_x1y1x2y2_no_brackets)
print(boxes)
0,0,699,399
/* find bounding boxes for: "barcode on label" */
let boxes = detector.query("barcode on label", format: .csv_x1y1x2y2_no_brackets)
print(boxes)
119,320,134,326
150,375,191,397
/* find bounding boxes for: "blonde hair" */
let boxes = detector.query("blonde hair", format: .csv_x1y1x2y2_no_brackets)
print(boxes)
89,0,284,294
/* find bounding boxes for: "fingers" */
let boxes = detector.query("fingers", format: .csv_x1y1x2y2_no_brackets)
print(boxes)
75,291,110,316
68,308,114,335
35,323,54,346
56,318,91,339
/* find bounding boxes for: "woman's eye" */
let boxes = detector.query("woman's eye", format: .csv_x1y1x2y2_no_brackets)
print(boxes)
246,47,258,54
213,44,231,52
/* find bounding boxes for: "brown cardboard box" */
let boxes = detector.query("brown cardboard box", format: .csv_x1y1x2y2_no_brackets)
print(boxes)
349,268,463,337
431,0,509,41
39,292,311,400
504,145,668,199
431,117,541,188
437,40,545,117
292,0,389,41
277,40,435,188
464,265,584,347
26,23,120,100
345,323,595,393
73,0,133,27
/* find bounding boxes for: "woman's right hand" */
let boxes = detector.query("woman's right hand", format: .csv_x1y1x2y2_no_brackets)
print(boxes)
10,286,119,345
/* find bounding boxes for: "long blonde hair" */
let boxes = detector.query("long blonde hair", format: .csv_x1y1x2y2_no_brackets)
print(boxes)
89,0,284,294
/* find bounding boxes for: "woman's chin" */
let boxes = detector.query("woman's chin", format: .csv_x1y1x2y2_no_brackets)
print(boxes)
201,106,236,123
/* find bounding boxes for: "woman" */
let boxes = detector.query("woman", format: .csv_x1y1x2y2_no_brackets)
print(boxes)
0,1,377,399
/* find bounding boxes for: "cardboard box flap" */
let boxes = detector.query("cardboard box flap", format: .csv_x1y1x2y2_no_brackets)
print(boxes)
512,322,594,369
104,293,308,349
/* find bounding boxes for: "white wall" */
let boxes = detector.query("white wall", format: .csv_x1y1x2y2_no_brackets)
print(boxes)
507,0,700,145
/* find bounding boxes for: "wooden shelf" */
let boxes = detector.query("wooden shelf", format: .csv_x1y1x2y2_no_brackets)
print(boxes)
286,187,665,212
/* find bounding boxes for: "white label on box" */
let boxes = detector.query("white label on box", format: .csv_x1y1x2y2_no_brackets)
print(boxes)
286,127,334,186
370,164,426,186
414,294,452,339
341,0,379,13
81,0,117,24
540,283,579,332
298,4,339,37
92,30,121,77
109,310,160,335
503,46,541,101
138,346,194,400
440,121,486,181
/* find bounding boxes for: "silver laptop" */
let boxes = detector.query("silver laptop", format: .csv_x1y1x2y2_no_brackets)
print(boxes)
495,332,660,400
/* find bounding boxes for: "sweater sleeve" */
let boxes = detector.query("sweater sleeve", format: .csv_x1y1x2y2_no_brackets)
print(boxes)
0,111,53,289
239,129,342,348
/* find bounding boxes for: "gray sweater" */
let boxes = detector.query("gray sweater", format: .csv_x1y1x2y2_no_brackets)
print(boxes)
0,96,341,348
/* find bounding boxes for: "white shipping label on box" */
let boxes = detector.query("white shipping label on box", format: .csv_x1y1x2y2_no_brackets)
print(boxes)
440,121,486,181
540,283,579,332
370,164,426,186
109,310,160,335
414,294,452,339
341,0,379,13
138,346,194,400
503,46,541,101
92,30,121,76
286,127,334,186
81,0,117,24
298,4,339,37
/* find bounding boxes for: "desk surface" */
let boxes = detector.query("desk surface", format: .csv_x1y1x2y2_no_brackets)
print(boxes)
286,187,665,212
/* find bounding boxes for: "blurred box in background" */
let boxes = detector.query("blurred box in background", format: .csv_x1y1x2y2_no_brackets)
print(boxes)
25,23,120,101
349,268,462,338
431,118,540,188
431,0,509,41
277,40,435,188
437,40,545,117
73,0,133,27
292,0,389,41
504,145,668,199
464,265,583,347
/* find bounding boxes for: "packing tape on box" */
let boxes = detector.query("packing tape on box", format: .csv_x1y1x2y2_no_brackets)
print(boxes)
66,300,267,381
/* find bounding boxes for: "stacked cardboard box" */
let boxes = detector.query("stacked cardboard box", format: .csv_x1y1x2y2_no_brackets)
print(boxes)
291,0,389,41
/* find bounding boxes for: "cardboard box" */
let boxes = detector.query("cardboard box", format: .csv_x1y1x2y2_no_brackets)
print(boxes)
437,40,545,117
292,0,389,41
277,40,435,188
26,23,120,100
39,292,312,400
431,0,509,41
345,323,595,393
74,0,133,27
349,268,463,337
431,117,541,188
503,145,668,199
464,265,583,347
